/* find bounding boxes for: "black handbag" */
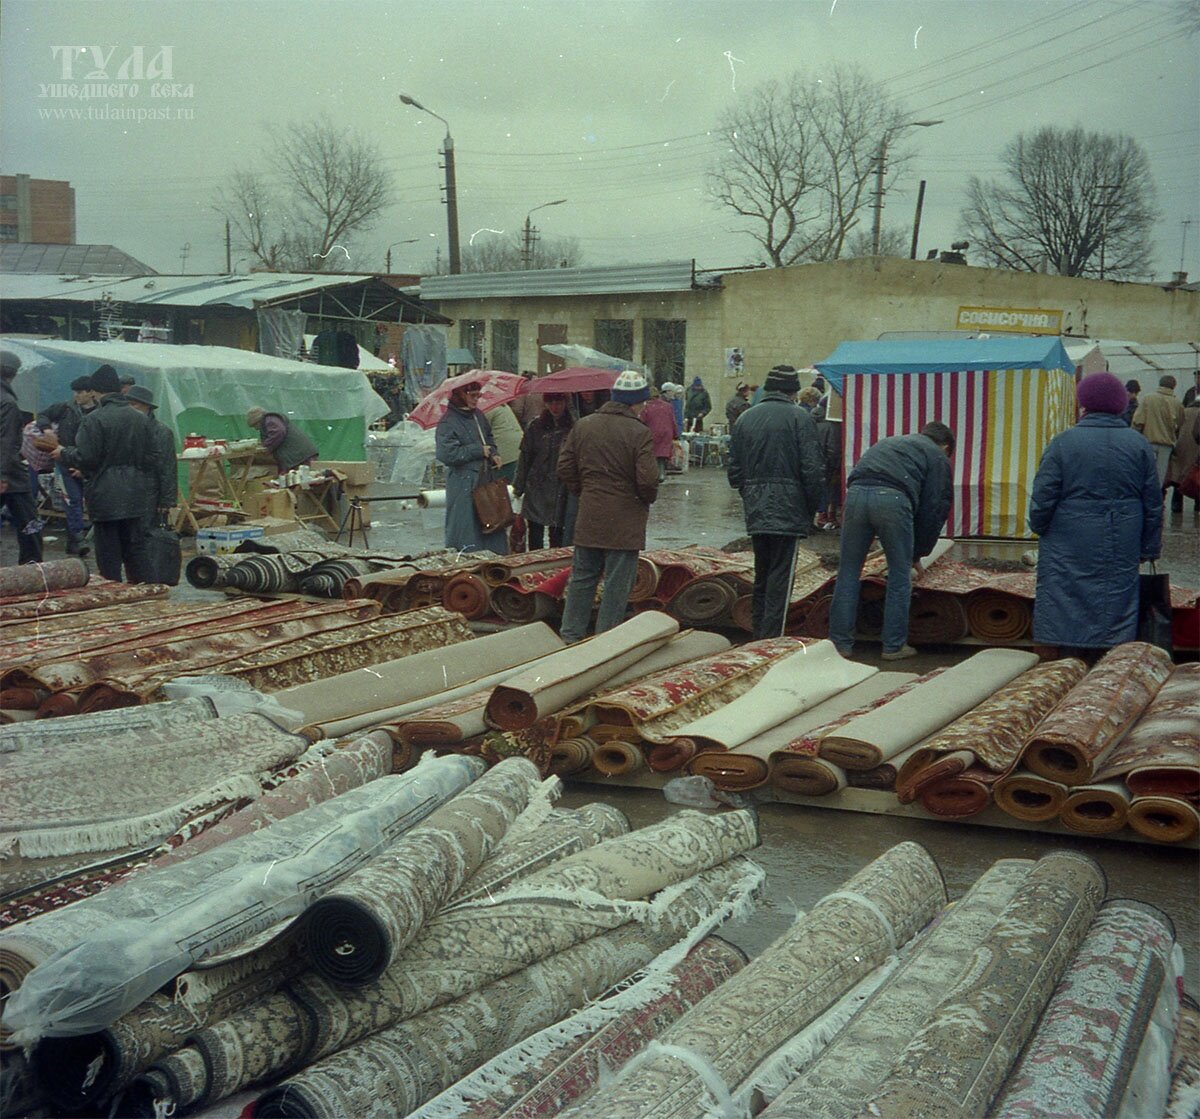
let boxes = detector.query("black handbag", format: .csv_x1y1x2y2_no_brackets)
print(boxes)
144,519,182,586
1137,561,1172,653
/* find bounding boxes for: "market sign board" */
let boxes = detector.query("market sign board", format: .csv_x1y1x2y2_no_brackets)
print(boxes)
956,306,1064,335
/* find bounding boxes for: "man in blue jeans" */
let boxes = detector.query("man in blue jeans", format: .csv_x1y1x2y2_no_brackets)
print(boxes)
556,370,659,642
828,421,955,659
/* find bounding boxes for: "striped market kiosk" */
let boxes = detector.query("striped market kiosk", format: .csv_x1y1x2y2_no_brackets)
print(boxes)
816,337,1078,539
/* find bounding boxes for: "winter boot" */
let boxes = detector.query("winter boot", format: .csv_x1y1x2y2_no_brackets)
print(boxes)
66,533,89,556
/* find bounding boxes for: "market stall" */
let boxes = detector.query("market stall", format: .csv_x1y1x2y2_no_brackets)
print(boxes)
815,337,1077,539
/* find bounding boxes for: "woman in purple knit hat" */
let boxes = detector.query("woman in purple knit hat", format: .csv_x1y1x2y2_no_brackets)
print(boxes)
1029,371,1163,655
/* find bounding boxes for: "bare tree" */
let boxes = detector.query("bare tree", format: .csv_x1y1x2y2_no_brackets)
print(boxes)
846,226,909,259
216,117,394,272
706,64,910,266
961,127,1157,278
427,234,582,274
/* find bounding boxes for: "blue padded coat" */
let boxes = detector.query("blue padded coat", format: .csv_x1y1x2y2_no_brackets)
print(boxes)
1029,413,1162,648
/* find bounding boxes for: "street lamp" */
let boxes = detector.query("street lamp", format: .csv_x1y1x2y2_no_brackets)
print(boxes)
872,119,942,256
521,199,567,269
385,239,419,273
399,94,461,274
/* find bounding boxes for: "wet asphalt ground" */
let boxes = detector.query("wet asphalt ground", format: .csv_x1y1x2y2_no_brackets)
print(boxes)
7,464,1199,988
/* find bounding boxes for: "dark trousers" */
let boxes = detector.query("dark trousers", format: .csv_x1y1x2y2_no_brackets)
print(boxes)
751,533,799,639
57,464,87,537
92,517,148,583
526,521,564,550
1,489,44,564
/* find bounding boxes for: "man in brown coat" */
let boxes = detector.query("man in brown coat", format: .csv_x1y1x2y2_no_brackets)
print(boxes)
1132,373,1185,486
557,369,659,641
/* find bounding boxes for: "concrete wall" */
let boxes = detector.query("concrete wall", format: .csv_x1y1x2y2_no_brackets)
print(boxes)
432,259,1198,417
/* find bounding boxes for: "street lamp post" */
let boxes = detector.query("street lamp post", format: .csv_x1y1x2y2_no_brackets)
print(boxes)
385,239,419,273
399,94,461,274
872,119,942,256
1097,183,1118,280
521,199,568,269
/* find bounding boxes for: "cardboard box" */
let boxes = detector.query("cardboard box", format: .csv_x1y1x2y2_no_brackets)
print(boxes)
317,460,374,487
195,525,265,555
248,488,297,521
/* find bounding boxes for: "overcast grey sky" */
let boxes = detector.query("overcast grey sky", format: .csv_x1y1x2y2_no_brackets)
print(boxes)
2,0,1197,281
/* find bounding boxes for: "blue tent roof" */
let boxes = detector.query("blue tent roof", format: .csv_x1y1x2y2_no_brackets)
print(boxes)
814,337,1075,393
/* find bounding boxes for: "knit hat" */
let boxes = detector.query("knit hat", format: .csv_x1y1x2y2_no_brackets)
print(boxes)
90,365,121,395
764,365,800,394
612,369,651,405
246,407,266,428
1076,372,1128,415
691,376,703,387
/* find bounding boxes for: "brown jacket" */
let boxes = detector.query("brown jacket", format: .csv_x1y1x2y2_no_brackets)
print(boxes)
557,402,659,550
1132,387,1185,447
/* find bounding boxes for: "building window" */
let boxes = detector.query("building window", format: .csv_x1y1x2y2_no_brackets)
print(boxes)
0,224,17,241
460,320,485,365
491,319,519,372
643,319,686,386
0,196,16,209
594,319,633,361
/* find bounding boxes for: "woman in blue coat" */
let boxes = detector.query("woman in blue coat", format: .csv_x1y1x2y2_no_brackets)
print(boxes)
1030,371,1162,650
435,382,509,554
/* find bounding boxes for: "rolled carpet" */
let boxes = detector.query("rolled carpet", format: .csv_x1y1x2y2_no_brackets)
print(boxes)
730,594,754,633
408,937,748,1119
629,556,661,603
1093,663,1200,800
990,899,1175,1119
1126,797,1200,844
443,573,494,620
556,841,947,1119
548,736,597,777
666,576,738,625
894,659,1087,804
0,579,167,622
758,859,1034,1119
855,582,885,637
800,593,834,638
490,585,559,624
646,738,695,774
906,591,969,645
1020,641,1175,787
485,612,679,731
993,771,1070,822
1167,993,1200,1119
965,589,1032,642
819,648,1040,770
248,861,761,1119
592,740,647,778
184,553,241,590
1059,782,1132,836
0,557,89,598
480,548,574,587
916,766,1002,819
773,755,847,796
301,758,543,984
861,851,1106,1119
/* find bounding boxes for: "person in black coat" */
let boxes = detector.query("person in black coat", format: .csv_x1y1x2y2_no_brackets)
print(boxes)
1,351,43,564
514,393,572,549
53,366,159,582
36,374,96,553
727,366,825,638
126,385,178,520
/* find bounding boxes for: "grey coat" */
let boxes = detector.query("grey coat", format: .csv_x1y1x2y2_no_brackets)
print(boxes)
514,411,572,526
727,392,825,536
435,405,508,554
60,394,159,522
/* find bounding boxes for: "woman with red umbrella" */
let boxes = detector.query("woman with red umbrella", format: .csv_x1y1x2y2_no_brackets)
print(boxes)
435,380,509,554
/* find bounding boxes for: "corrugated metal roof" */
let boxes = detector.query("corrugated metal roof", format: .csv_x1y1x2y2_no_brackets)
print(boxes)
1,242,157,276
420,260,699,300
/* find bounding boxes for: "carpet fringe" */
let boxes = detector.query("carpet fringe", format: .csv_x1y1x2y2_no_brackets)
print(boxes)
0,775,265,859
497,777,562,846
408,858,765,1119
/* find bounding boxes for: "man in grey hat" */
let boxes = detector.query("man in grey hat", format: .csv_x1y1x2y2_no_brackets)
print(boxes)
727,364,824,638
127,385,179,522
1,350,44,564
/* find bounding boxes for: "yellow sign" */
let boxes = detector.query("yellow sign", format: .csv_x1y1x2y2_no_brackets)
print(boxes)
956,306,1064,335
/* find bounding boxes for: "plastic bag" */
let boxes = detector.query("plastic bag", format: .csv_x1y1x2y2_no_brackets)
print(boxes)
662,775,745,810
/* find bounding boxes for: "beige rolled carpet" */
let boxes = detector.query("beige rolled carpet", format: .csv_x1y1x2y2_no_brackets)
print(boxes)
591,740,647,778
274,624,562,731
688,672,919,792
993,771,1070,822
965,590,1033,642
1126,797,1200,844
556,841,947,1119
772,755,847,796
906,591,970,645
818,648,1040,771
548,736,597,777
663,641,876,754
486,612,679,731
1059,782,1133,836
1020,642,1175,787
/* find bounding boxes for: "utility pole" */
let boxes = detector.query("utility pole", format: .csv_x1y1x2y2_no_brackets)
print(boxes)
909,180,927,260
225,220,231,273
399,94,461,274
872,120,941,256
1180,219,1193,274
1098,183,1118,280
521,199,567,269
179,242,190,274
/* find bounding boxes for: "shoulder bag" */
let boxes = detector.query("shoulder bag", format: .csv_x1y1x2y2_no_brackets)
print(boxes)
472,416,514,534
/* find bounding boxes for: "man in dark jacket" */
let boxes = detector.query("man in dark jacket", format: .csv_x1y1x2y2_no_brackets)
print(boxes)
727,365,825,638
53,365,158,582
1,350,43,564
828,422,955,659
725,382,752,428
557,370,659,642
36,374,96,554
246,407,319,473
684,377,712,432
126,385,178,520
